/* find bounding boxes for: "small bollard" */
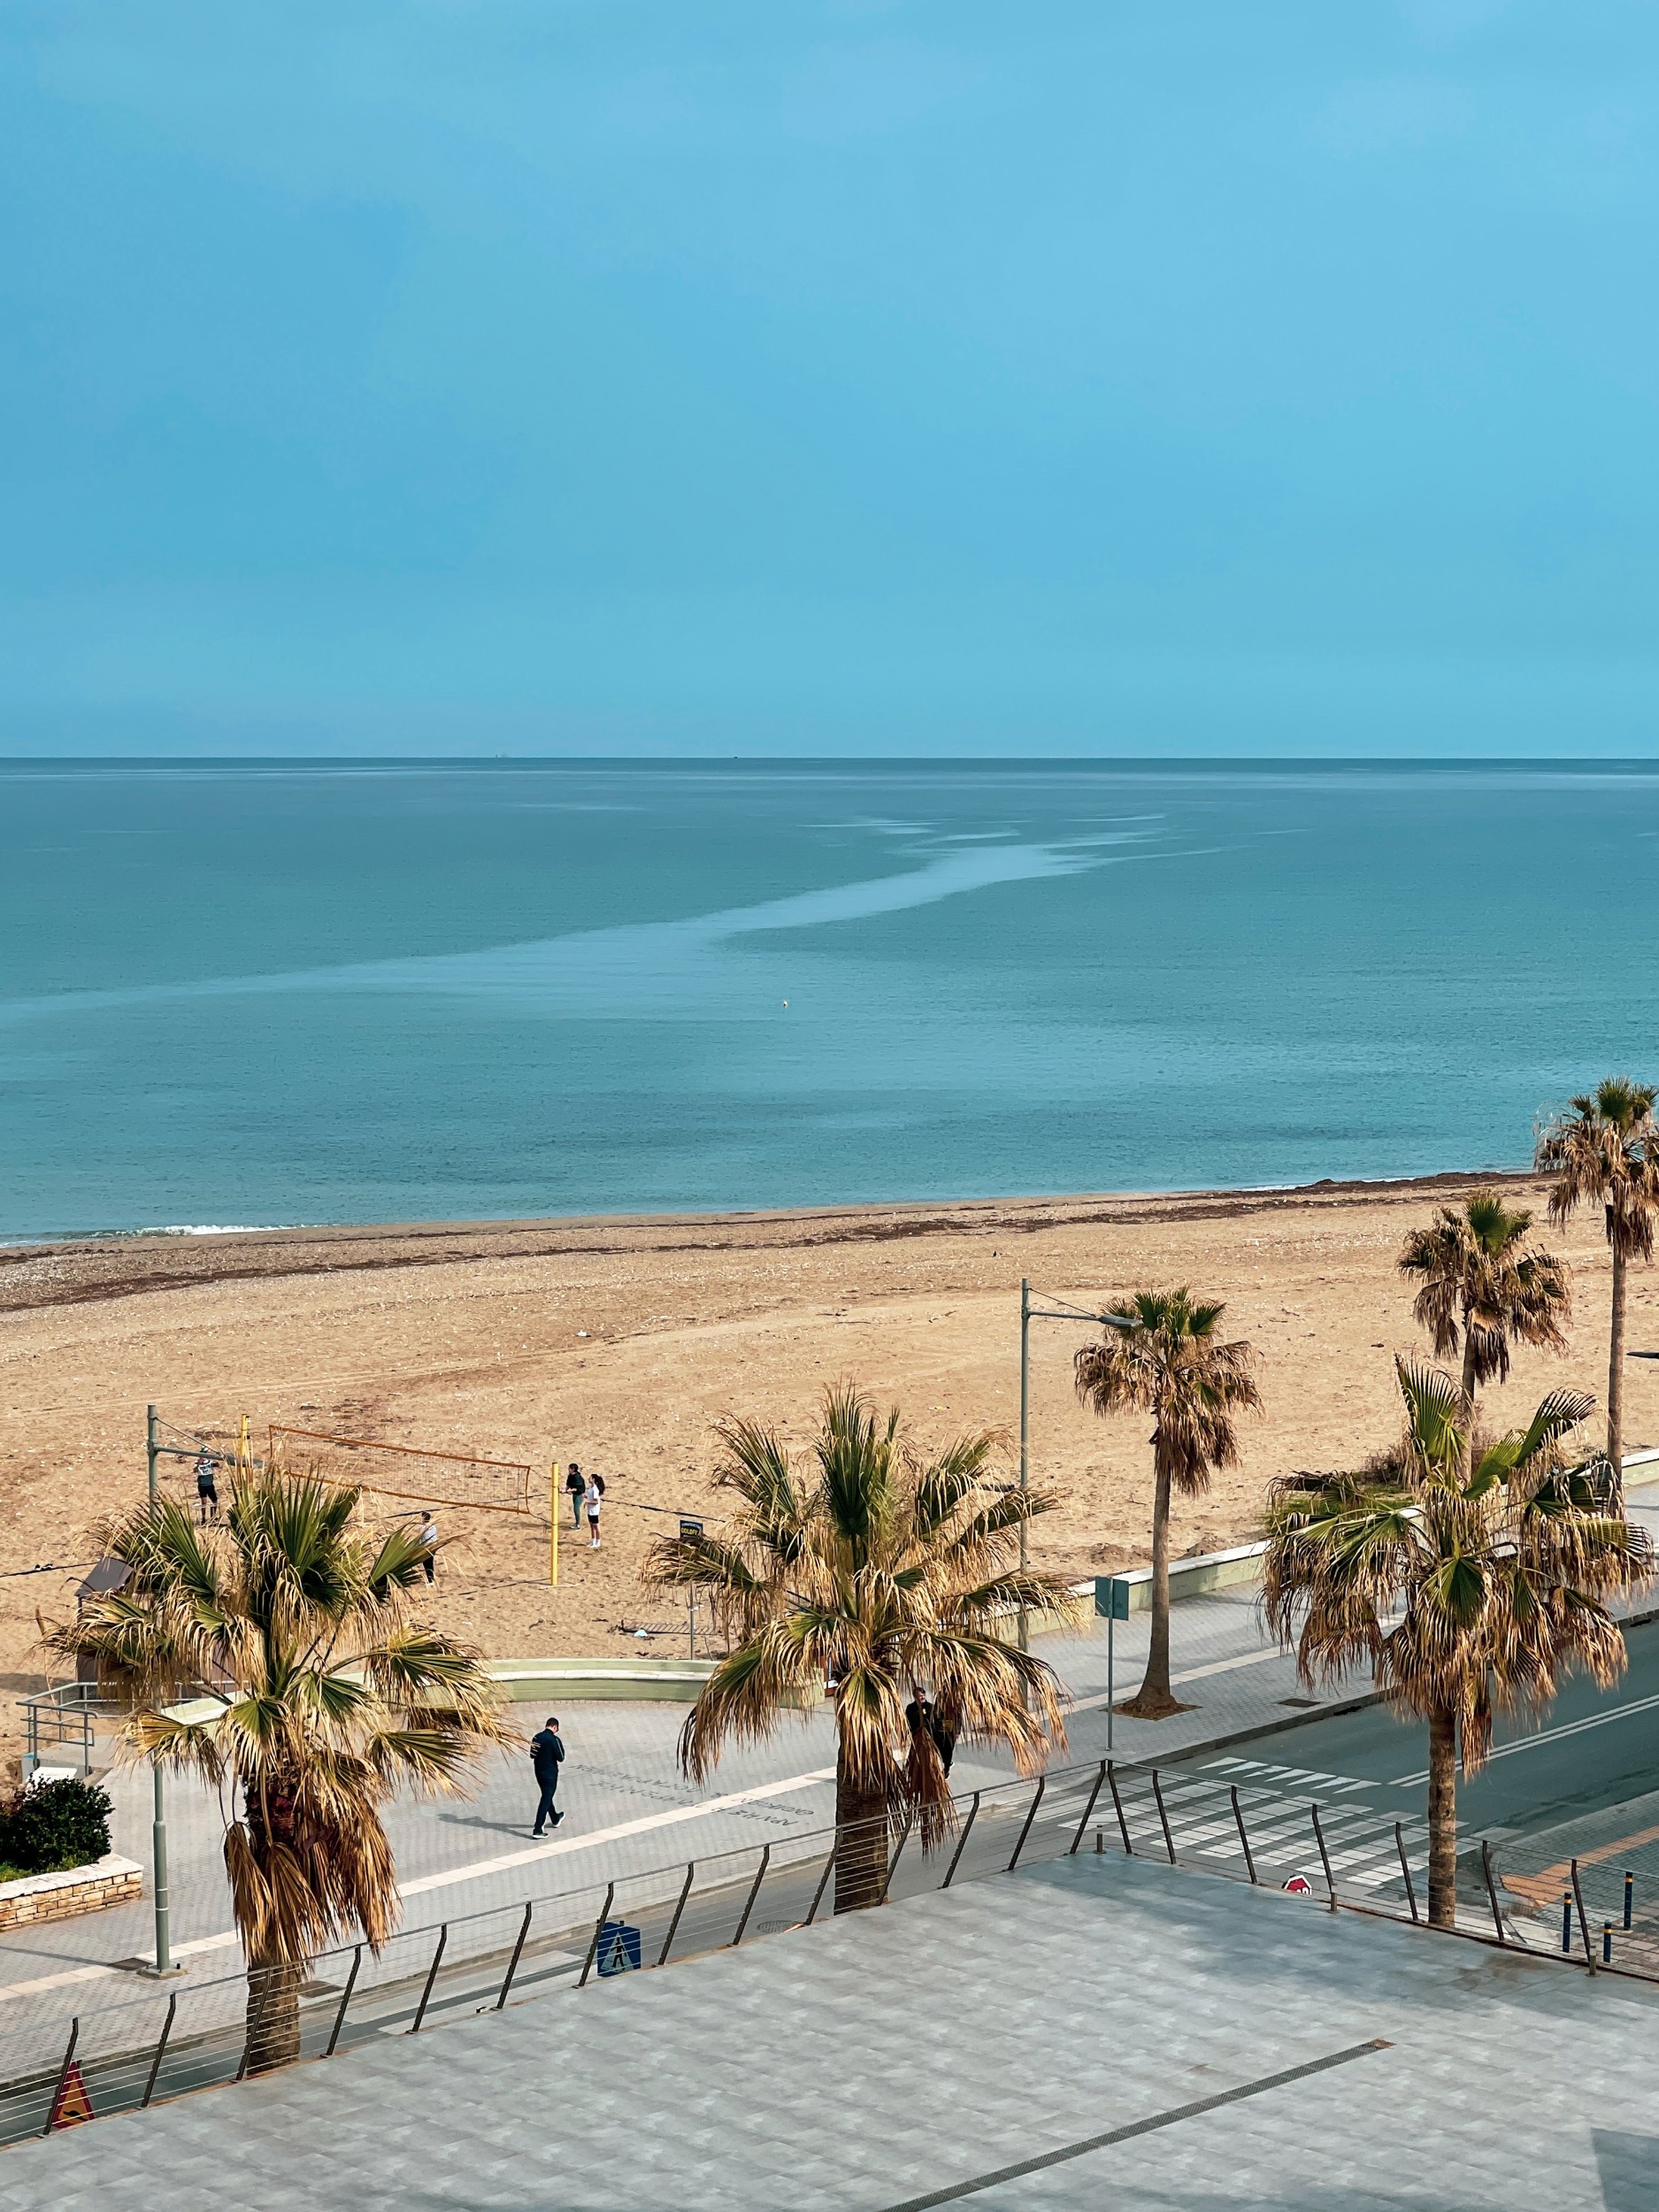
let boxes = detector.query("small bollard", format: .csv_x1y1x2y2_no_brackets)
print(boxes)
1603,1921,1614,1965
1562,1890,1573,1954
1625,1870,1634,1931
1094,1828,1103,1855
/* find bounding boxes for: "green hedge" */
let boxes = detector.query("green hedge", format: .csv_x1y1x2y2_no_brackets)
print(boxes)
0,1778,112,1877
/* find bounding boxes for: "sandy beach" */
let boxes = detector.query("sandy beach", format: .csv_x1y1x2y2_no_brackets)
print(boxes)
3,1174,1655,1723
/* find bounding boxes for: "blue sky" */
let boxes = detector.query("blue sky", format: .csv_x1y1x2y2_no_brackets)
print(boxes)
3,0,1656,757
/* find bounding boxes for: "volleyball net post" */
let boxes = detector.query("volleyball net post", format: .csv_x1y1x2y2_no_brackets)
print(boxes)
549,1464,560,1589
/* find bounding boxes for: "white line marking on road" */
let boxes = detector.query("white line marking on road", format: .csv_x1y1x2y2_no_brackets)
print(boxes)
0,1765,838,2005
1393,1690,1659,1786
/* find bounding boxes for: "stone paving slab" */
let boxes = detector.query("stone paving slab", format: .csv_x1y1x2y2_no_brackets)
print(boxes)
4,1835,1656,2210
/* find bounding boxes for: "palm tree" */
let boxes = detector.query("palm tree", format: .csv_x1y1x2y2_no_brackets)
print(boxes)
647,1387,1073,1914
48,1475,508,2071
1265,1361,1651,1927
1536,1077,1659,1492
1074,1290,1262,1719
1398,1188,1571,1417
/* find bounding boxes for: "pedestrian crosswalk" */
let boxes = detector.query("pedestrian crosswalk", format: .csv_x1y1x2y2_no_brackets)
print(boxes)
1184,1759,1426,1894
1023,1755,1429,1902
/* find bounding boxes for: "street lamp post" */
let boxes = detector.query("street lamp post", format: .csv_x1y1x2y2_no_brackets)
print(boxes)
142,1405,180,1980
1016,1283,1136,1656
1018,1280,1031,1651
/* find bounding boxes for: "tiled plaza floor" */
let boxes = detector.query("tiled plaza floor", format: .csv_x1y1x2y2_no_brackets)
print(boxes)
4,1842,1655,2210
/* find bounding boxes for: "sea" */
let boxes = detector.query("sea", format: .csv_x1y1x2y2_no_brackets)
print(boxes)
2,758,1657,1246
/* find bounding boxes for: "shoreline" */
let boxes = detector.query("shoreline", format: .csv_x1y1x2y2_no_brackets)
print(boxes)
0,1164,1537,1315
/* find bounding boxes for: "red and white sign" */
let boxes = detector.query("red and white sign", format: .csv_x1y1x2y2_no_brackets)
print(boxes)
1281,1875,1315,1895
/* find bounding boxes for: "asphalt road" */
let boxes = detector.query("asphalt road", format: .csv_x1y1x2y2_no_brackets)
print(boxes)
1178,1612,1659,1839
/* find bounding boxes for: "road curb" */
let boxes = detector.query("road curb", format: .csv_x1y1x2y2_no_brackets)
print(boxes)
1156,1688,1387,1767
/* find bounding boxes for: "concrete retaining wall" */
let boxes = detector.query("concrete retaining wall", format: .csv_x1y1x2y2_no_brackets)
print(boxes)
489,1657,819,1707
1088,1540,1267,1619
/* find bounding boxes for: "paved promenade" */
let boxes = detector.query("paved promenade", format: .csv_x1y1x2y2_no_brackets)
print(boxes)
11,1478,1659,2046
4,1847,1655,2210
0,1583,1340,2026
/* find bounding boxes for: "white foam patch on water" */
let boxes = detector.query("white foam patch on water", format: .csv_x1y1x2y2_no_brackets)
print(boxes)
0,837,1151,1024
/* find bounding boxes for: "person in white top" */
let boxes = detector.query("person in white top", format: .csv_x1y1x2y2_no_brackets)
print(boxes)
583,1476,603,1549
418,1510,438,1582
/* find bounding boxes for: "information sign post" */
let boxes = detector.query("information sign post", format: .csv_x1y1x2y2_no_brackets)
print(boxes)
1094,1575,1132,1753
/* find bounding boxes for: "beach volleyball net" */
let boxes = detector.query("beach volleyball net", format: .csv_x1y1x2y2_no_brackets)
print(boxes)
265,1425,536,1519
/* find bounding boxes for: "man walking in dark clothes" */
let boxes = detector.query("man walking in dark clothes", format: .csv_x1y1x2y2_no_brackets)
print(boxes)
565,1463,587,1529
531,1716,565,1835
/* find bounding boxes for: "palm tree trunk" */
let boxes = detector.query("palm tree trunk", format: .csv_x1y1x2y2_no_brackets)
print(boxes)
1608,1228,1626,1501
833,1740,889,1914
244,1958,303,2074
1458,1332,1479,1425
1426,1708,1457,1930
1127,1461,1177,1717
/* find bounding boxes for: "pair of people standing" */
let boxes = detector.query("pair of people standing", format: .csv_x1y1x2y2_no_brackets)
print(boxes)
564,1463,604,1548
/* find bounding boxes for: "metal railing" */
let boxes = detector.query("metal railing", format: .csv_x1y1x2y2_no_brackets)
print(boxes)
19,1685,106,1778
4,1748,1651,2146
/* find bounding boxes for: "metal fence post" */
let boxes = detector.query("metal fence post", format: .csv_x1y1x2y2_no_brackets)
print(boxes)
941,1795,979,1888
496,1907,534,2009
1571,1859,1596,1972
326,1947,363,2054
1009,1777,1047,1871
1069,1762,1108,1856
1150,1770,1176,1864
235,1969,263,2082
42,2018,79,2136
659,1864,695,1964
409,1924,449,2033
806,1846,837,1924
1479,1842,1507,1945
732,1845,772,1942
1231,1786,1258,1886
1310,1804,1337,1910
1394,1822,1419,1924
579,1883,616,1987
877,1828,909,1906
1106,1762,1133,1855
141,1993,178,2108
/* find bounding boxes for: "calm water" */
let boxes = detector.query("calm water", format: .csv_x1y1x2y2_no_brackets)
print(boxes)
2,760,1657,1243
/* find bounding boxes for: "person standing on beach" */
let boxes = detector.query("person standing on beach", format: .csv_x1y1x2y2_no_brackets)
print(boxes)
565,1462,586,1529
531,1716,565,1834
194,1449,219,1525
418,1510,438,1583
584,1473,603,1549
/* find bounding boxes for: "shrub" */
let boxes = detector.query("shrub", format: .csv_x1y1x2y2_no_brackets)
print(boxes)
0,1777,112,1876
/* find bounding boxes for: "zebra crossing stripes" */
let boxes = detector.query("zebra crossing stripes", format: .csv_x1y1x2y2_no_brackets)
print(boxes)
1016,1758,1428,1899
1180,1762,1427,1893
1204,1755,1379,1794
